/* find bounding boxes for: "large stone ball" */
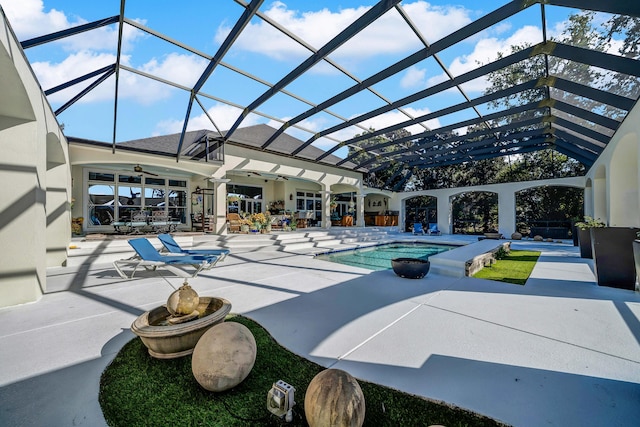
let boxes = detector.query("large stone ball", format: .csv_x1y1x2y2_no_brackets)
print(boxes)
167,284,199,316
511,232,522,240
305,369,365,427
533,235,544,241
191,322,256,392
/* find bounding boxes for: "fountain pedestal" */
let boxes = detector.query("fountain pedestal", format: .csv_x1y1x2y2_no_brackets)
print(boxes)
131,297,232,359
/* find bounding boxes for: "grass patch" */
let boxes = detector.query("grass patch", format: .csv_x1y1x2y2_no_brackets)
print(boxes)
100,314,507,426
473,250,541,285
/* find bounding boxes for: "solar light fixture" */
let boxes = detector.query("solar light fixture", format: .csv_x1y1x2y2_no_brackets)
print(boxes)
267,380,295,422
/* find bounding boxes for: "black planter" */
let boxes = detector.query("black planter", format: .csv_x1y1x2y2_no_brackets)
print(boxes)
633,240,640,290
578,228,592,259
590,227,640,290
391,258,430,279
571,222,579,247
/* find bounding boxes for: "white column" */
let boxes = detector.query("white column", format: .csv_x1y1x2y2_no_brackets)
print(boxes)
436,194,451,234
320,189,332,228
356,194,366,227
209,177,230,234
498,190,516,237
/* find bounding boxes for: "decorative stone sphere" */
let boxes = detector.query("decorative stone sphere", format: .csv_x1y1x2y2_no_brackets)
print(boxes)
305,369,365,427
511,232,522,240
191,322,256,392
533,235,543,241
167,283,199,316
546,238,554,242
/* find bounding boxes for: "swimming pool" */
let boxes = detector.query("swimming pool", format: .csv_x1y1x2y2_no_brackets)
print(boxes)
315,242,457,271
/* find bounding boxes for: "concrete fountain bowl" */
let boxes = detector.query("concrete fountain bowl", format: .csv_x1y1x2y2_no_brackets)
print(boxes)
131,297,232,359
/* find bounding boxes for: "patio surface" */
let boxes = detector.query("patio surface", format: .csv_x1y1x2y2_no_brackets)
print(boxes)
1,235,639,426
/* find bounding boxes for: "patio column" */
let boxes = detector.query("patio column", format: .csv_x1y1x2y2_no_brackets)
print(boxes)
436,195,450,234
209,177,230,234
356,194,366,227
498,190,515,238
320,190,332,228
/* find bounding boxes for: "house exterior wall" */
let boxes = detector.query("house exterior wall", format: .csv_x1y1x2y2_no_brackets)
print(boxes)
0,11,69,308
584,102,640,227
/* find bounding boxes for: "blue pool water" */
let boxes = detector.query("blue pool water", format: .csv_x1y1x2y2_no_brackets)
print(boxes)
315,242,456,271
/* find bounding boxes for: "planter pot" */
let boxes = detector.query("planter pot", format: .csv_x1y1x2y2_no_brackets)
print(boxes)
391,258,430,279
571,222,579,247
590,227,639,290
633,240,640,290
131,297,231,359
578,228,592,259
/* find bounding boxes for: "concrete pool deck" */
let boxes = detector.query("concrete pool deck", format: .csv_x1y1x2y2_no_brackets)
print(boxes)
1,234,639,426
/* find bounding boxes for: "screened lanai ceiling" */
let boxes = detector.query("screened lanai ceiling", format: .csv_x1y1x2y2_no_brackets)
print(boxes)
8,0,640,183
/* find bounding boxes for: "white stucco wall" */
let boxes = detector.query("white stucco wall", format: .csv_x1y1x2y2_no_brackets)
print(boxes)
585,102,640,227
0,11,69,307
395,177,586,236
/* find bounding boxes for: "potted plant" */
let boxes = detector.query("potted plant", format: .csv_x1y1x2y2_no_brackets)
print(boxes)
574,216,605,259
590,225,639,290
250,212,268,233
71,217,84,236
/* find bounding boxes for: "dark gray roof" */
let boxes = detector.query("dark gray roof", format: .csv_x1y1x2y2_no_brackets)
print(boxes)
68,124,363,172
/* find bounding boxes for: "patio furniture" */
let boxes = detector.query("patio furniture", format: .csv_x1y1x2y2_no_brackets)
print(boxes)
427,223,441,235
191,213,203,232
413,223,425,235
226,213,242,233
157,233,230,261
149,213,180,233
341,215,353,227
113,238,220,279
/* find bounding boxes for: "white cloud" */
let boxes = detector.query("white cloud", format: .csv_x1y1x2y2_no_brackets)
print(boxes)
215,1,472,64
154,103,261,135
2,0,71,39
319,107,442,147
32,51,119,103
400,66,427,89
139,53,208,88
427,25,543,92
2,0,145,51
33,51,207,105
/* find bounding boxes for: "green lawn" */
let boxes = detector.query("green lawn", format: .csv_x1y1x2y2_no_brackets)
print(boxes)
100,314,506,427
473,250,541,285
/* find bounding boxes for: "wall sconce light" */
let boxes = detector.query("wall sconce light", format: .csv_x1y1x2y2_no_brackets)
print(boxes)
289,193,293,201
195,186,201,193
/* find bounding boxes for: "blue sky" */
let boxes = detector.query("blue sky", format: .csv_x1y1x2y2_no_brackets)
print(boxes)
2,0,586,157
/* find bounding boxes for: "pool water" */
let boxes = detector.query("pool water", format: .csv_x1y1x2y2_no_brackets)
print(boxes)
315,242,456,271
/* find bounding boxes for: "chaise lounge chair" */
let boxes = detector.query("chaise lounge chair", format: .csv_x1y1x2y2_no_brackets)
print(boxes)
113,238,220,279
427,223,442,235
157,233,230,261
413,223,425,235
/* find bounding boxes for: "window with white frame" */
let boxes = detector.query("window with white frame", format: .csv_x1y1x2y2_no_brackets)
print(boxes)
296,191,322,221
86,170,187,226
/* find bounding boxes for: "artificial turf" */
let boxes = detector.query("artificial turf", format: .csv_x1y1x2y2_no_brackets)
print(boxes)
473,250,541,285
100,314,507,427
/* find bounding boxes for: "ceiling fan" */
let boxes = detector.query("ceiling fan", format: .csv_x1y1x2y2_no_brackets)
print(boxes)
133,164,158,176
